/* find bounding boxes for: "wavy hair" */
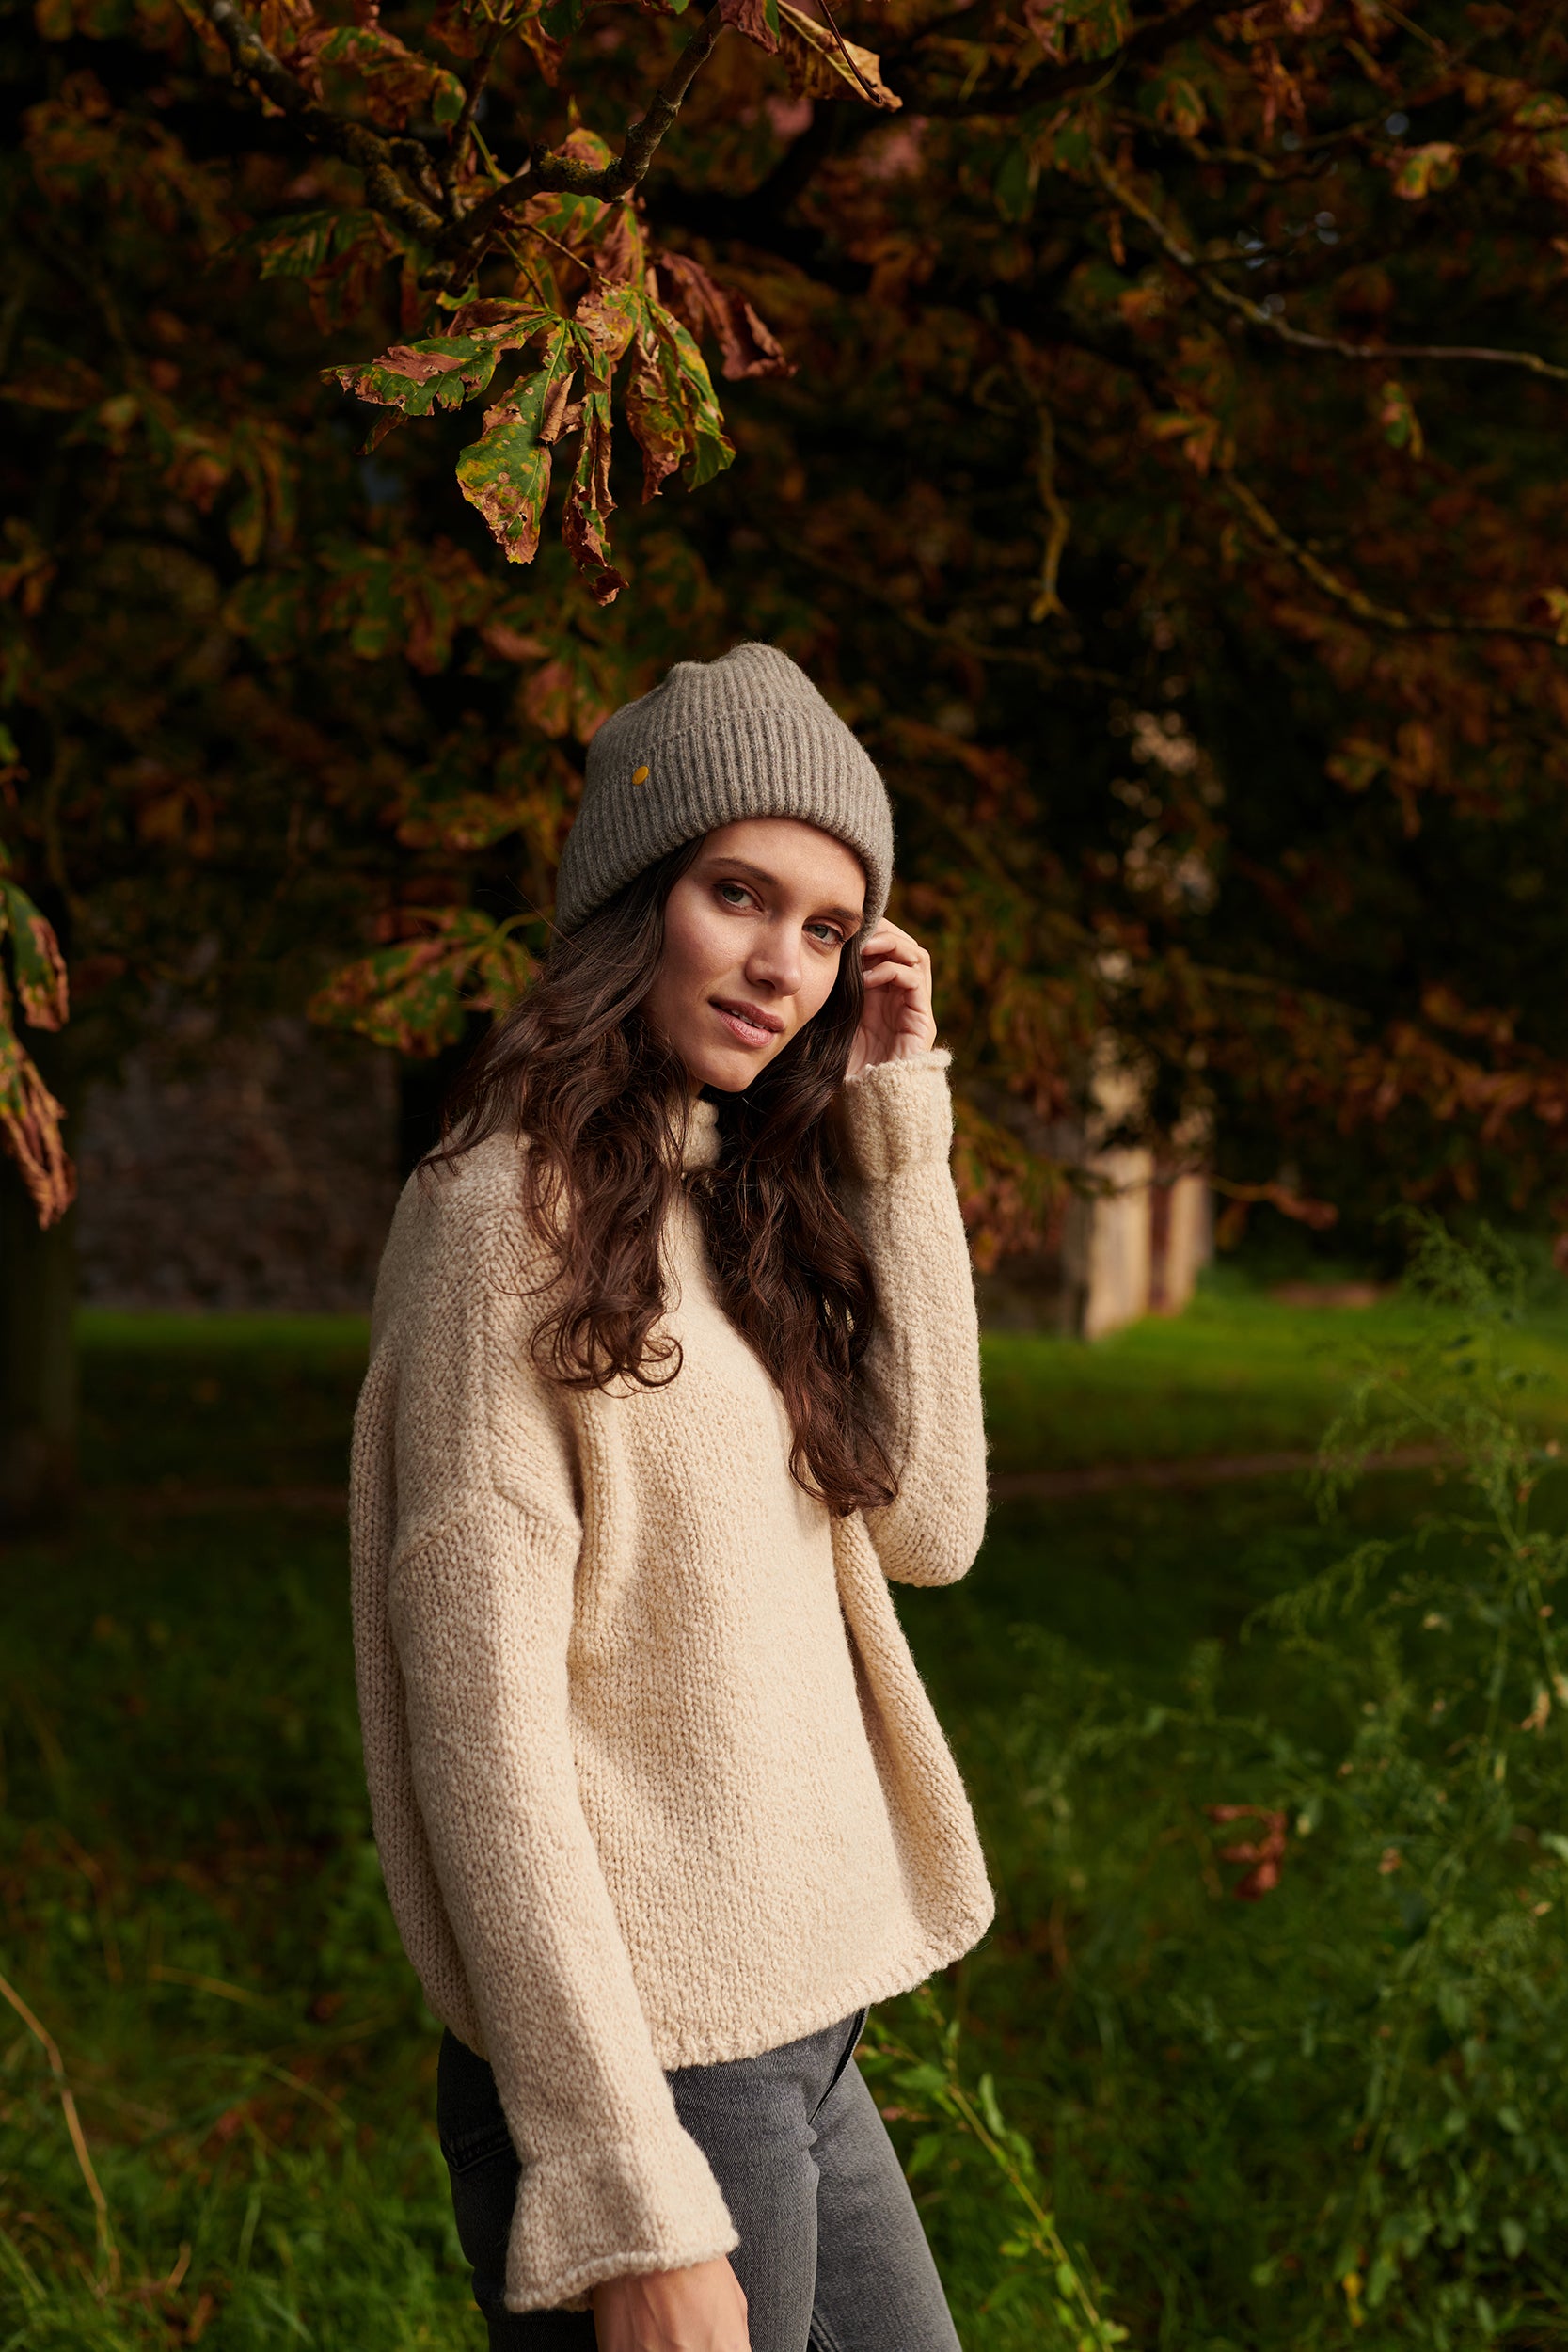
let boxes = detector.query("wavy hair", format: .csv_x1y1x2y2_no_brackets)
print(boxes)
434,842,895,1518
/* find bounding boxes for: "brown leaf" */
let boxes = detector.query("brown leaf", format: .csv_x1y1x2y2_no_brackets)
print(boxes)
480,622,551,662
719,0,780,54
0,1023,75,1230
653,253,793,381
561,394,627,606
777,1,900,109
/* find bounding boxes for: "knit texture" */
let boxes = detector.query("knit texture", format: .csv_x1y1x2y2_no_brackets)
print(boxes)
350,1054,993,2313
554,643,895,935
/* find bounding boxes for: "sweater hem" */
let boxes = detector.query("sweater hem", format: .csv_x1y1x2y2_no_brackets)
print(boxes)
640,1901,995,2074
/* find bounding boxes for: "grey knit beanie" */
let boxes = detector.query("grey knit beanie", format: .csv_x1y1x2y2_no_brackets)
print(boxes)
554,643,894,935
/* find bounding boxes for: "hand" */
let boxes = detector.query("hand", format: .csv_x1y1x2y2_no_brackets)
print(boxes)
592,2257,751,2351
847,918,938,1079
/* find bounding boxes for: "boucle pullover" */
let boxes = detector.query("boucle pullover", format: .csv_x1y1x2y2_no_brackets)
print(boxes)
350,1051,994,2314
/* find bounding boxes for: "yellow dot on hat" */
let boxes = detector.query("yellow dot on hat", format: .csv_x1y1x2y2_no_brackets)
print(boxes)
632,765,649,787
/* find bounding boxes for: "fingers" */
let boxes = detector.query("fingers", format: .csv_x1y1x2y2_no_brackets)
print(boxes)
861,918,926,968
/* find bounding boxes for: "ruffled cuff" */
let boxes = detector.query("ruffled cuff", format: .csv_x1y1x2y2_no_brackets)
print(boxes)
836,1051,954,1182
504,2131,738,2314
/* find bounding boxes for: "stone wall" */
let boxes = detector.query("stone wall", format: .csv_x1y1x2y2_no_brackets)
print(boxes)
75,1016,399,1312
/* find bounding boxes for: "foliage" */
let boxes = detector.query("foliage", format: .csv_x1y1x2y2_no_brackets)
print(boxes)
932,1225,1568,2346
861,1991,1128,2351
0,835,71,1225
8,0,1568,1258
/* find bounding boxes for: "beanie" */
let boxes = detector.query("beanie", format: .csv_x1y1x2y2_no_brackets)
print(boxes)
553,644,895,935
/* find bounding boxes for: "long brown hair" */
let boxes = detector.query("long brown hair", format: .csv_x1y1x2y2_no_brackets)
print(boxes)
435,842,895,1518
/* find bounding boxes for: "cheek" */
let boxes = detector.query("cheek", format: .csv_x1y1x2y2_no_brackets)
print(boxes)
658,893,743,1004
796,955,843,1028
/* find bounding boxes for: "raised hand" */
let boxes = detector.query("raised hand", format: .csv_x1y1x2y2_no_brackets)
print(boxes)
847,919,937,1078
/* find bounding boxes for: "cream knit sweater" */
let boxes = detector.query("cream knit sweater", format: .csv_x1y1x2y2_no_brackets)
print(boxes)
350,1051,993,2314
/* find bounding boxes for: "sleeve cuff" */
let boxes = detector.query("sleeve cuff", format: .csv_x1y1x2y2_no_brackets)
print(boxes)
836,1051,954,1181
504,2131,738,2314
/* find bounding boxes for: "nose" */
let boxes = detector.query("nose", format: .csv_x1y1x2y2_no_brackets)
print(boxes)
743,915,803,1000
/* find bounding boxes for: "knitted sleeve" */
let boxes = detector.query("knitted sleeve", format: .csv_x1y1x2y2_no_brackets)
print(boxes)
375,1157,737,2313
834,1051,989,1587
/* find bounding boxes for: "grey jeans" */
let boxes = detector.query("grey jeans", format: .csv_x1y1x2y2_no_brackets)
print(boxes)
436,2013,962,2352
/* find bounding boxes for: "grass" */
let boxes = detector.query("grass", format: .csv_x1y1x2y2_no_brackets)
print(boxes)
7,1273,1568,2347
981,1268,1568,1472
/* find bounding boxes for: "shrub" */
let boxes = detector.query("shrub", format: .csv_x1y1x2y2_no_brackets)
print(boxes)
882,1221,1568,2350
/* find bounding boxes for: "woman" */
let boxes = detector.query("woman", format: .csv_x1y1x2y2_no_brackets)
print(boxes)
351,644,993,2352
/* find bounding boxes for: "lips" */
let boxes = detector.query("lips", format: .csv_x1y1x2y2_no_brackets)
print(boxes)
712,998,784,1049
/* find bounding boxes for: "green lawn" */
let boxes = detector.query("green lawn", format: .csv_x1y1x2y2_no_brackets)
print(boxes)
6,1275,1568,2348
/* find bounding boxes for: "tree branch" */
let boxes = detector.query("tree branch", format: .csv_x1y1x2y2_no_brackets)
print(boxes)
1091,150,1568,389
439,15,509,219
1222,469,1568,645
207,0,728,278
206,0,446,249
440,4,727,253
907,0,1234,118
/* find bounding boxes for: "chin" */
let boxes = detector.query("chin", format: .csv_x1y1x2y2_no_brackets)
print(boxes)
692,1053,763,1095
677,1035,784,1094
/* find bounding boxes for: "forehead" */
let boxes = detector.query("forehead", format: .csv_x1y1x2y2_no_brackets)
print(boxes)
699,818,866,906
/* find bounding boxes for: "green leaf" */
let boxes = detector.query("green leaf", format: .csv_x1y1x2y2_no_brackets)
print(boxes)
995,142,1037,222
332,307,557,419
455,326,575,564
905,2130,948,2178
0,879,68,1029
540,0,587,41
309,911,533,1056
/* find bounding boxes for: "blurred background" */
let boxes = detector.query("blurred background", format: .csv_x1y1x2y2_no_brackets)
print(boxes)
7,0,1568,2340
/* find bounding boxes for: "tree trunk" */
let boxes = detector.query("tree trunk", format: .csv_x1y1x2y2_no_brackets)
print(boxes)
0,1044,79,1535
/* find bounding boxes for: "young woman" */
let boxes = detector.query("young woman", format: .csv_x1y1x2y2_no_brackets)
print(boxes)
351,644,993,2352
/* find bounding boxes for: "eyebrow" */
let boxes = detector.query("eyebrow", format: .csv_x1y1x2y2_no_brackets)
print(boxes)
710,856,863,932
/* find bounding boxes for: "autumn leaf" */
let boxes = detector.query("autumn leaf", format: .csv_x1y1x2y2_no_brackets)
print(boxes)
1376,378,1424,459
718,0,781,54
652,252,792,380
238,208,400,333
562,382,628,607
454,325,576,564
1513,91,1568,128
1391,140,1461,199
1532,586,1568,644
633,302,736,491
330,304,557,417
1022,0,1068,63
394,730,570,853
1072,0,1133,61
0,1017,75,1228
0,866,69,1030
0,850,72,1225
1144,408,1222,474
309,908,535,1054
777,1,901,108
301,22,466,130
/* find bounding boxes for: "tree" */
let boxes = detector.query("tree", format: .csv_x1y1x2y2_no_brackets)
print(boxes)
6,0,1568,1506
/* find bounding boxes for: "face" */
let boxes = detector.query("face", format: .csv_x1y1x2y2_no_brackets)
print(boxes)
641,818,867,1093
